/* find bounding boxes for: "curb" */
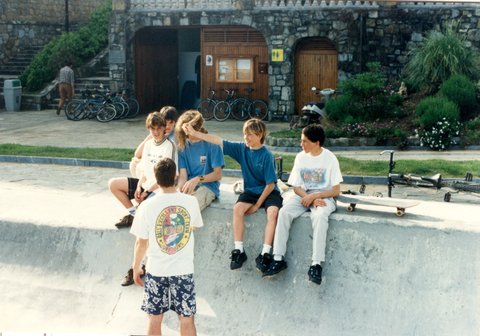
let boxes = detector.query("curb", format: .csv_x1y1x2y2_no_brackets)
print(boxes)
0,155,387,185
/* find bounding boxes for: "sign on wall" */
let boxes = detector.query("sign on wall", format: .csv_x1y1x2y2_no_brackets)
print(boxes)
271,49,284,62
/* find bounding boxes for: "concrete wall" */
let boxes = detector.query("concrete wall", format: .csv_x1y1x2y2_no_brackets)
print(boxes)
1,181,479,334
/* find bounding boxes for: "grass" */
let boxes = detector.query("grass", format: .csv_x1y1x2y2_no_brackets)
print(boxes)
1,143,478,178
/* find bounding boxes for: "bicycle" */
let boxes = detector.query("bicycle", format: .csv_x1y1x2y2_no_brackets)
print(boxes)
213,88,237,122
196,88,218,121
120,89,140,118
381,150,480,202
230,88,269,121
65,89,117,122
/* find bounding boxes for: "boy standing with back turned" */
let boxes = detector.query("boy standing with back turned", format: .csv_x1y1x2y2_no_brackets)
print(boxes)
131,158,202,336
183,118,282,273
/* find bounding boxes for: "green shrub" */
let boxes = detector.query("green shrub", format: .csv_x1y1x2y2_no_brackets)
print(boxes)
460,117,480,146
416,96,460,128
403,27,480,93
20,1,111,91
326,62,404,123
438,74,477,120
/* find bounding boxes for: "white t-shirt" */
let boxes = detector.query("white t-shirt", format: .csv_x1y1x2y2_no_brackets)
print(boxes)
140,137,177,190
130,191,203,277
288,148,343,192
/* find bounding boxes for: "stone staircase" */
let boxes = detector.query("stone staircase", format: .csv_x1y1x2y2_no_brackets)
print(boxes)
0,45,44,107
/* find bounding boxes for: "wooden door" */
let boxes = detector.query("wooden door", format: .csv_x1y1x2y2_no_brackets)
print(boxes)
294,38,338,115
135,29,178,114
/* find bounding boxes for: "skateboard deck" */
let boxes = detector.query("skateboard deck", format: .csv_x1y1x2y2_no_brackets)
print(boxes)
337,194,420,217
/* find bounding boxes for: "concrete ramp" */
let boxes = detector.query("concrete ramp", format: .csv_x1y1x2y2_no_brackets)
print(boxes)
1,164,480,335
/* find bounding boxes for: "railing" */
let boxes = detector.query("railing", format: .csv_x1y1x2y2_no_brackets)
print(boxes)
128,0,480,11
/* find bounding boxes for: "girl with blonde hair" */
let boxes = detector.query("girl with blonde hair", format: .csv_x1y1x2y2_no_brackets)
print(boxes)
175,110,224,211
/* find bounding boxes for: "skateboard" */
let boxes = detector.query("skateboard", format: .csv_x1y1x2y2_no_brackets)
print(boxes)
337,194,420,217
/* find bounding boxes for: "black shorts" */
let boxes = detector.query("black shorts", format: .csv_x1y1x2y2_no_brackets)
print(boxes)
236,189,283,210
127,177,153,200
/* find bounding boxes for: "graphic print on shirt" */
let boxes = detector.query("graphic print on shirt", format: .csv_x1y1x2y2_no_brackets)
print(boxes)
199,155,206,165
301,167,327,190
155,206,192,255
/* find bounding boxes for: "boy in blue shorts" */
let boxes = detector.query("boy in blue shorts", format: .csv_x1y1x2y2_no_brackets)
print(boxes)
183,118,282,273
131,158,203,336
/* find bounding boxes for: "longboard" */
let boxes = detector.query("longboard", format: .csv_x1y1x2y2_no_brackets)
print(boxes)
337,194,420,217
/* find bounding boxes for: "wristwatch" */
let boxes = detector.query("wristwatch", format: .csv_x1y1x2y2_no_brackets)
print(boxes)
199,175,205,183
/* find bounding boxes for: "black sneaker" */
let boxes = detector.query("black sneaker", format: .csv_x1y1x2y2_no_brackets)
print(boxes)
115,214,134,228
308,264,323,285
262,259,287,277
230,249,247,270
121,265,146,286
255,253,273,273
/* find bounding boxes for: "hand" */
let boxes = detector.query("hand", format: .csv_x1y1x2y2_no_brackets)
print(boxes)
245,203,260,215
300,194,316,207
313,198,327,207
182,123,195,135
133,267,144,287
181,178,198,195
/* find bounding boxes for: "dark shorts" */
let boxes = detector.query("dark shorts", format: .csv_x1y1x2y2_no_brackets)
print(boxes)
141,273,196,317
236,189,283,210
127,177,152,200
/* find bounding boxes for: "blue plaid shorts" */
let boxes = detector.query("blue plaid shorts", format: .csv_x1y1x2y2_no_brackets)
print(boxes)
141,273,196,317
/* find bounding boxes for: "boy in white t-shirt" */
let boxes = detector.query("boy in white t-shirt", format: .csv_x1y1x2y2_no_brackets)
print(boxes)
131,158,203,336
263,124,343,285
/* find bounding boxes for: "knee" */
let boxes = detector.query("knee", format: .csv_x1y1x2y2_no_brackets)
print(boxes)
233,203,246,216
108,177,123,192
267,207,279,220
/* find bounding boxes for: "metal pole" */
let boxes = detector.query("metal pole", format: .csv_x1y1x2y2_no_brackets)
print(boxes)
65,0,70,32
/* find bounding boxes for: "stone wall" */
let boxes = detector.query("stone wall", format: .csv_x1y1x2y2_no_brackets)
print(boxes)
109,3,480,117
0,0,106,65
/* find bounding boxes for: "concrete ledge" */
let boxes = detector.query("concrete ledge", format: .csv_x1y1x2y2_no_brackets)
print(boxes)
0,176,479,334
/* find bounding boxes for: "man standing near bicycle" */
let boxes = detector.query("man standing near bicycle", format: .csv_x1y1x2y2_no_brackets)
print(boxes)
56,60,75,116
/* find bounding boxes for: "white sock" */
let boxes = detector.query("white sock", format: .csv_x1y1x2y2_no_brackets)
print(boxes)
261,244,272,255
234,241,244,252
128,206,136,216
273,254,283,262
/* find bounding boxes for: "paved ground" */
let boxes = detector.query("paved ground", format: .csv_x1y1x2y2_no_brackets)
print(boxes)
1,109,480,161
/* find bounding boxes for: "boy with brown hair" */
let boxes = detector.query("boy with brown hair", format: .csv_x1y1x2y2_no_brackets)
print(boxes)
183,118,282,272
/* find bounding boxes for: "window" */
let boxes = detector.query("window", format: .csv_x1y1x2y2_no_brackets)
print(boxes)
216,58,253,83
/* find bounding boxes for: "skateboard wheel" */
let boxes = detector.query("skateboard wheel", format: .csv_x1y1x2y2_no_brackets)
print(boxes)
347,204,355,212
396,208,405,217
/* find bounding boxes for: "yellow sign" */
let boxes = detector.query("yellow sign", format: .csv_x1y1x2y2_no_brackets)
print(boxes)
271,49,284,62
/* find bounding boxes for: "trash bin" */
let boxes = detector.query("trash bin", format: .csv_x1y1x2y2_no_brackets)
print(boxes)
4,79,22,111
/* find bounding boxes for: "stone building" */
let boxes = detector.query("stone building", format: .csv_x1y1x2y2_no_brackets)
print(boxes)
109,0,480,118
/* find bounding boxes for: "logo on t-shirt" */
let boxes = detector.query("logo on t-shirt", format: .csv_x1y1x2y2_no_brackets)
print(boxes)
301,167,326,190
155,206,192,254
199,155,207,165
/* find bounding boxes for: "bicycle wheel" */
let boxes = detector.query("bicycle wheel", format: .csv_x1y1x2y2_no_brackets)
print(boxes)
197,99,214,121
126,98,140,118
65,100,86,121
214,101,231,122
249,100,268,120
230,98,250,121
96,104,117,122
112,101,126,119
449,181,480,193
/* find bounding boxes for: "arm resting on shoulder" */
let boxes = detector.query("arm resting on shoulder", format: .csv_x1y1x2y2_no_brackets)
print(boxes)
183,124,223,146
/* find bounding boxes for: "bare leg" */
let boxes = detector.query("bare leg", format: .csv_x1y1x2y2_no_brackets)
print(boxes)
108,177,134,209
147,314,163,335
178,315,196,336
232,202,251,241
264,206,279,246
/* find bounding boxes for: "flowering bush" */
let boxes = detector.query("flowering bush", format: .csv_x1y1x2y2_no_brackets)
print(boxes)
344,122,371,137
417,118,461,150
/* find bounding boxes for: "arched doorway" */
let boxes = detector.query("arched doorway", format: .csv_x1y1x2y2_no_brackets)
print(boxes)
294,37,338,115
